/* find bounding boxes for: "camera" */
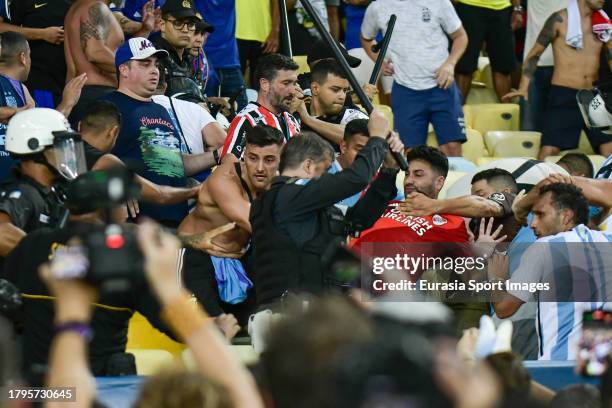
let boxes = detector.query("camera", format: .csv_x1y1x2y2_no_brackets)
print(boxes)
52,167,145,292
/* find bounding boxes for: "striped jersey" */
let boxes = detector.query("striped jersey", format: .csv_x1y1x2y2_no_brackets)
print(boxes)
507,224,612,360
221,102,301,159
596,154,612,180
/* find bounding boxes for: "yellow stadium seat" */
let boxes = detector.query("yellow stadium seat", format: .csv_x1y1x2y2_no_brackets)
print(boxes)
544,154,607,173
182,346,260,371
426,128,486,163
484,131,541,158
462,128,488,163
465,87,499,105
374,104,394,129
127,312,186,357
439,171,467,199
293,55,310,74
126,349,175,375
462,104,520,135
476,157,503,166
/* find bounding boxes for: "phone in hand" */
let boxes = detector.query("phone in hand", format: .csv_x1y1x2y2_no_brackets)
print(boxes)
49,245,90,280
577,310,612,377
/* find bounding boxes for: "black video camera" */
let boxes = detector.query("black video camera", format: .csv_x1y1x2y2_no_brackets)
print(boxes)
51,167,145,292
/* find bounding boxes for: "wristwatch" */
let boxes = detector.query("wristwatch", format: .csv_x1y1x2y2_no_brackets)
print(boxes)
513,5,524,12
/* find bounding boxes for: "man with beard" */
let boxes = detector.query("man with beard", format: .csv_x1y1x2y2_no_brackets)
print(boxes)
503,0,612,159
490,182,612,360
178,125,284,324
296,58,368,147
220,53,301,161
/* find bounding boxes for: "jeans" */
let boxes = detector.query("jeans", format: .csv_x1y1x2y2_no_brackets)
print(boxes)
520,66,554,132
207,67,248,111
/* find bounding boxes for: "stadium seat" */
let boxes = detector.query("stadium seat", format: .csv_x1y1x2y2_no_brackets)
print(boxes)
126,349,175,375
127,312,185,357
293,55,310,74
182,346,260,371
374,104,394,129
439,171,467,199
476,157,503,166
484,131,541,158
462,104,520,135
465,87,498,105
426,128,486,163
544,154,607,174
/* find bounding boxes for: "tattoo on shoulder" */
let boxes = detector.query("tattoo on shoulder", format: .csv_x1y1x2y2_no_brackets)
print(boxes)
80,3,111,50
536,12,563,47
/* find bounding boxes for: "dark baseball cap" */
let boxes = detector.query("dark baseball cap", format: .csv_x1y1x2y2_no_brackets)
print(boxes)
307,39,361,68
194,13,214,33
161,0,200,20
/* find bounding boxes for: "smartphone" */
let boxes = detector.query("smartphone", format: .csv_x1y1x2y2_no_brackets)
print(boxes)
49,245,90,280
577,310,612,377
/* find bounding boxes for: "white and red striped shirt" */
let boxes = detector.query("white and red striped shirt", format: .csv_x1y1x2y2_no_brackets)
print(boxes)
221,102,301,159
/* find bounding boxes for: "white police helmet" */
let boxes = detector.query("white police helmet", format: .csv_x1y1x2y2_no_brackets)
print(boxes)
5,108,86,180
577,87,612,134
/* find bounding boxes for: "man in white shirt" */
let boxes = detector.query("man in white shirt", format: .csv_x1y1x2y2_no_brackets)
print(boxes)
521,0,569,132
153,69,226,181
491,182,611,360
360,0,468,157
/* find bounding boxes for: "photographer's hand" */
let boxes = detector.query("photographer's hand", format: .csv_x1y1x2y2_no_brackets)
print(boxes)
39,247,98,408
137,220,263,408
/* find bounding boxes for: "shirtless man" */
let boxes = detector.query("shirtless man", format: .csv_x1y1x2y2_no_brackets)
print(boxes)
177,125,283,322
504,0,612,159
64,0,124,126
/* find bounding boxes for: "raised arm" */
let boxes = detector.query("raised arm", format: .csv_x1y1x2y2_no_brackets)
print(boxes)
503,11,562,101
138,221,264,408
92,153,198,205
399,194,505,218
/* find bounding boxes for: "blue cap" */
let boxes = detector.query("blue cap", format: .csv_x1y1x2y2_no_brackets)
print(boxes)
115,37,169,68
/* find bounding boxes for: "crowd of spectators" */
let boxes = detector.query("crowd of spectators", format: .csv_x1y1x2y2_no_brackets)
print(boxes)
0,0,611,407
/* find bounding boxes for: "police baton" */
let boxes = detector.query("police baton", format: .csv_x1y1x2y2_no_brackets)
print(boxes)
279,0,293,58
299,0,408,171
368,15,396,86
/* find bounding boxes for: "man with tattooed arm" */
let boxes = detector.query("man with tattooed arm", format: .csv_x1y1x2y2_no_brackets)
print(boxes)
505,0,612,159
64,0,124,126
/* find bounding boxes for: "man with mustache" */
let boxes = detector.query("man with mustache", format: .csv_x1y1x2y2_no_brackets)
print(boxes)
220,53,301,161
178,125,284,324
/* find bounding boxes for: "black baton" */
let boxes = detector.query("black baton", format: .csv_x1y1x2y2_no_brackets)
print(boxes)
299,0,407,171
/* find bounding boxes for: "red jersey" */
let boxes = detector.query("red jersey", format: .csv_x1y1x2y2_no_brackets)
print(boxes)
221,102,301,160
353,201,469,246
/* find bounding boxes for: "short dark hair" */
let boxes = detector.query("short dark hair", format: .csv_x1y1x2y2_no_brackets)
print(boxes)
0,31,28,65
550,384,601,408
344,119,369,142
246,125,284,147
279,132,334,173
79,101,122,134
484,352,531,400
471,168,518,194
405,146,449,178
557,153,594,178
311,58,347,85
254,53,299,86
539,183,589,225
